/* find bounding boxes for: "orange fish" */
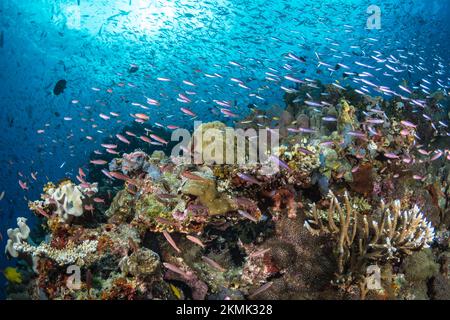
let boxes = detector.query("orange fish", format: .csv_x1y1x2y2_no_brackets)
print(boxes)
90,159,108,165
108,171,130,181
101,144,117,149
181,171,207,181
134,113,149,121
201,256,225,272
140,135,152,143
18,180,28,190
106,149,119,155
150,134,168,145
35,207,50,218
116,134,130,144
163,231,181,253
180,107,196,117
186,235,205,248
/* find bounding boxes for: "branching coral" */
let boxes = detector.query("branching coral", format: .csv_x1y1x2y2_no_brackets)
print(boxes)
13,240,99,266
304,192,435,281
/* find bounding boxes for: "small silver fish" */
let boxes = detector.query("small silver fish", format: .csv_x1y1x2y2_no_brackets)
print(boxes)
238,210,259,223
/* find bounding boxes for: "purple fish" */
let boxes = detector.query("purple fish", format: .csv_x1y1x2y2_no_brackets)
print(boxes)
304,101,322,107
298,127,317,134
347,131,366,139
401,120,416,128
297,147,315,155
237,173,261,185
384,152,400,159
319,141,334,147
365,118,384,124
269,155,291,171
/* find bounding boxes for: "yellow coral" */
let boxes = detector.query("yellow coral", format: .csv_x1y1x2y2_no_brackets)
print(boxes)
338,99,357,132
274,143,320,173
181,176,236,215
43,182,56,194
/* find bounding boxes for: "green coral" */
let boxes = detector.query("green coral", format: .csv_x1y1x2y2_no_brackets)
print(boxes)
351,196,372,213
402,249,439,283
137,193,172,218
105,189,135,222
274,143,320,173
320,148,353,182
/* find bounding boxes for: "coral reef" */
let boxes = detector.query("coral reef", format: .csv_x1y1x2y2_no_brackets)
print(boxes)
4,83,449,300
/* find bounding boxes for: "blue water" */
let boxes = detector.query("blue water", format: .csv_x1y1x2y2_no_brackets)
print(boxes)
0,0,449,298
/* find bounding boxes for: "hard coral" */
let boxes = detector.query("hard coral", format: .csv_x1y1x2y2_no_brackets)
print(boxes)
119,248,160,277
181,174,237,216
305,192,435,285
109,150,149,176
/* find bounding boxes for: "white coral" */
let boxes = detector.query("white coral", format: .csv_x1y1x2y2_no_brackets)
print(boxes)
13,240,98,266
5,217,30,258
305,192,436,276
382,201,435,251
45,182,98,221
